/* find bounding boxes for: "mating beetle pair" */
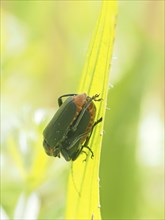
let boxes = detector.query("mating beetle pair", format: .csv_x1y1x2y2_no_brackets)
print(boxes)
43,93,102,161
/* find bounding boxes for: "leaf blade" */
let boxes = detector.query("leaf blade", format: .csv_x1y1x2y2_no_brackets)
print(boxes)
66,1,117,219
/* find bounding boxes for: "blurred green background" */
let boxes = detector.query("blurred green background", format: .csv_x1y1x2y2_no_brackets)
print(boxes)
1,1,164,219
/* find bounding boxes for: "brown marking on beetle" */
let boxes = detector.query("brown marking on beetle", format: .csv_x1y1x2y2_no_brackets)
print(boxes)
71,94,98,144
67,94,86,127
79,96,97,143
72,93,87,109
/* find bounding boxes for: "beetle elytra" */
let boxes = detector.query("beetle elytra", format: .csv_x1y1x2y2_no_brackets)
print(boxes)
43,93,102,161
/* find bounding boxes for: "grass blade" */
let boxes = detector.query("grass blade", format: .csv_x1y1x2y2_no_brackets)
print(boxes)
66,1,117,219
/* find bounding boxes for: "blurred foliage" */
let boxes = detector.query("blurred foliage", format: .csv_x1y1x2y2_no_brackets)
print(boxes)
1,1,164,220
100,1,164,219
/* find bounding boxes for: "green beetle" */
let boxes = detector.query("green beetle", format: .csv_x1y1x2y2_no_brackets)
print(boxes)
43,93,102,161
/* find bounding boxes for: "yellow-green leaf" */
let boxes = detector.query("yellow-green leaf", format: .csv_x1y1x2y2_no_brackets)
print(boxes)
66,1,117,219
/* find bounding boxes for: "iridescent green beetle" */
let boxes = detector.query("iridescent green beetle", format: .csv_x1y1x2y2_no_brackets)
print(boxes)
43,93,102,161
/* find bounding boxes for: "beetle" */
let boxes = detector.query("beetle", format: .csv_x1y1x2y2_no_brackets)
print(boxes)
43,93,102,161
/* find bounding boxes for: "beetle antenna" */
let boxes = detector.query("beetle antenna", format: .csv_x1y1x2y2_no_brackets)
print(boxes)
71,162,81,197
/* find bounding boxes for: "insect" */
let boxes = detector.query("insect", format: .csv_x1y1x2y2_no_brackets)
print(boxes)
43,93,102,161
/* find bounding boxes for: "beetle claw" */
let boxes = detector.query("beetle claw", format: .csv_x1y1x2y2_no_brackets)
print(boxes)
82,150,88,162
93,94,103,102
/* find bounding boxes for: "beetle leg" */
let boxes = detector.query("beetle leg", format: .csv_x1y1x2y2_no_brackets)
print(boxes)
93,94,102,102
72,145,93,161
94,97,102,102
69,117,102,161
81,117,102,158
70,117,102,160
83,146,94,159
71,94,101,132
58,94,78,106
82,150,88,162
89,117,103,139
83,117,103,146
71,148,82,161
